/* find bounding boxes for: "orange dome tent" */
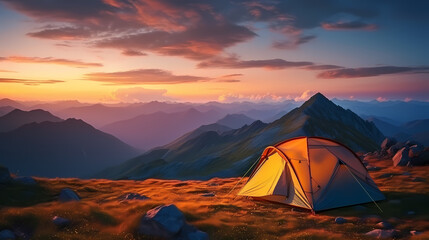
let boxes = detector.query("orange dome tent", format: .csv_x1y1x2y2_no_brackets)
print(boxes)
237,137,385,212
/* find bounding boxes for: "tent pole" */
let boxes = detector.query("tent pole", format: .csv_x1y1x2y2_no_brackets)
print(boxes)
227,156,261,196
343,163,383,213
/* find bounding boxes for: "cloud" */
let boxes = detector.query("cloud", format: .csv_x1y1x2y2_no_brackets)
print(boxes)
121,49,147,56
95,23,256,60
304,64,344,70
218,93,288,103
111,87,174,102
317,66,429,79
0,77,64,85
0,69,16,73
321,21,377,30
294,90,316,101
197,56,313,69
215,73,242,83
27,27,92,40
84,68,209,85
376,97,387,102
0,56,102,68
1,0,383,60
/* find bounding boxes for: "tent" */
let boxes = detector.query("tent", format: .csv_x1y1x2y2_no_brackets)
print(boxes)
237,136,385,212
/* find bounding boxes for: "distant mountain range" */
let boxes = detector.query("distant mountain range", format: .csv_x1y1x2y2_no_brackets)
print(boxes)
0,106,14,117
101,108,224,150
334,99,429,123
367,117,429,145
0,118,139,178
216,114,255,129
0,109,63,132
96,93,384,180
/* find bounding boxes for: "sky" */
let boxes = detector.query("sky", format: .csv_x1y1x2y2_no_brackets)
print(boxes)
0,0,428,103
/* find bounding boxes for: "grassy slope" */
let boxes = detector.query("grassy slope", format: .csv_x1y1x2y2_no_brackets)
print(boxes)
1,156,429,239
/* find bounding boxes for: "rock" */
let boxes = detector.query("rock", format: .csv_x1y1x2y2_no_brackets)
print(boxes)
200,192,215,197
207,182,219,186
392,147,410,166
119,193,150,201
13,176,36,185
410,230,422,236
365,229,398,238
412,177,426,182
178,223,209,240
410,148,429,166
381,138,397,152
376,221,393,229
334,217,347,224
138,204,186,238
387,142,405,155
409,144,424,158
377,173,394,179
405,140,420,147
59,188,80,202
0,166,12,184
52,216,70,228
0,229,15,240
402,171,411,176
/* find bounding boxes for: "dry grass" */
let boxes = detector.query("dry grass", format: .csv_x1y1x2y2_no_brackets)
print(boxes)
0,155,428,239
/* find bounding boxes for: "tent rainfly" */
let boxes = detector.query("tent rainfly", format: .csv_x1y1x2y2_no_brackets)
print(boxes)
237,137,385,212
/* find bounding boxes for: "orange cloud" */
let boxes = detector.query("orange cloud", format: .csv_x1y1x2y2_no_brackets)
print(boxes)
317,66,429,78
0,56,103,68
322,21,377,31
197,56,313,69
0,77,64,85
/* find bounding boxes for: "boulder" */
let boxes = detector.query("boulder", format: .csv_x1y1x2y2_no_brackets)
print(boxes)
409,144,424,158
410,230,422,236
392,147,410,166
138,204,208,240
376,221,393,229
366,166,381,171
365,229,398,238
387,142,405,155
13,176,36,185
59,188,80,202
0,166,12,184
119,193,150,201
334,217,347,224
405,140,420,147
410,148,429,166
412,177,426,182
52,216,71,228
138,204,186,238
381,138,397,152
0,229,15,240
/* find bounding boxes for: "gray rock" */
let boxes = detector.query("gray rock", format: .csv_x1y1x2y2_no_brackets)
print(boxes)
410,230,422,236
387,142,405,155
0,229,15,240
365,229,398,238
178,223,209,240
410,148,429,166
381,138,397,151
59,188,80,202
393,147,410,166
119,193,150,201
14,176,36,185
409,144,424,158
376,221,393,229
200,192,215,197
138,204,185,238
52,216,70,228
0,166,12,184
334,217,347,224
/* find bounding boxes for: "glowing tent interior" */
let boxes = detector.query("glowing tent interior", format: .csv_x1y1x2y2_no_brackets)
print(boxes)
237,137,385,212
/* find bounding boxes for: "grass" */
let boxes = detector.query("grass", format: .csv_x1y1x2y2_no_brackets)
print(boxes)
0,155,428,239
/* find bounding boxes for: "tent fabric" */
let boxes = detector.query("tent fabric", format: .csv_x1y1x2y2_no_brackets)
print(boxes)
237,136,385,212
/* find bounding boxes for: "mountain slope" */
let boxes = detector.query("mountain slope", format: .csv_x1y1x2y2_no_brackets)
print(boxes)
216,114,255,129
0,106,14,117
0,109,63,132
96,93,384,180
0,119,139,178
101,108,224,150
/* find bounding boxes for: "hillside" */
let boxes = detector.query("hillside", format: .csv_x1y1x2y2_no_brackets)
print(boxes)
101,108,224,150
0,119,139,177
97,93,384,180
0,109,62,132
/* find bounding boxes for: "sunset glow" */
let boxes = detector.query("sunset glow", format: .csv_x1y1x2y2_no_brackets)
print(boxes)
0,0,428,103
